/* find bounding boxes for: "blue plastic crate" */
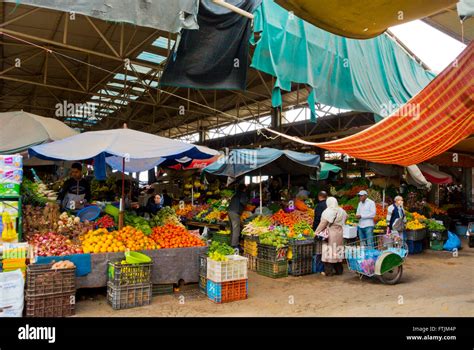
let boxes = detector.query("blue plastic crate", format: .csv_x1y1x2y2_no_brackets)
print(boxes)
407,240,423,254
206,279,248,303
312,254,324,273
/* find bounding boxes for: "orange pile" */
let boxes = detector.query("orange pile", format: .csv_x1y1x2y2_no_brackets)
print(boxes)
150,224,206,249
272,210,297,227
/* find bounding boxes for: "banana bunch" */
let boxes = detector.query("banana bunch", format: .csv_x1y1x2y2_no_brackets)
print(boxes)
208,251,228,262
2,212,17,242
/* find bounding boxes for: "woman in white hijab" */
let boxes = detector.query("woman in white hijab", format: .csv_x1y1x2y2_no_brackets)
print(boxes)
314,197,347,276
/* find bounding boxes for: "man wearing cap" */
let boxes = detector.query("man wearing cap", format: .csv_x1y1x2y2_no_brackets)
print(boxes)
356,190,376,247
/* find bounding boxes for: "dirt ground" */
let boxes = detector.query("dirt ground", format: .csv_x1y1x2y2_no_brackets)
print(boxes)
75,240,474,317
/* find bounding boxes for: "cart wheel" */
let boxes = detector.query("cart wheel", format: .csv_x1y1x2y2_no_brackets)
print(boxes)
377,265,403,285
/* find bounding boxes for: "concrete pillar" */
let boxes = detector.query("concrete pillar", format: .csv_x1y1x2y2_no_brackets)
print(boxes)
462,167,473,209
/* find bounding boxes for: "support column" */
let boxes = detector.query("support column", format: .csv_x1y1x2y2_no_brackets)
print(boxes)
462,167,473,209
271,107,281,130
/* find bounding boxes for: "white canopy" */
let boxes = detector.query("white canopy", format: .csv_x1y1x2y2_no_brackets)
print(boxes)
0,111,78,154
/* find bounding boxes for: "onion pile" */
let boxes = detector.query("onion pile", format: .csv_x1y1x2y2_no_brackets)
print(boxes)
28,232,83,256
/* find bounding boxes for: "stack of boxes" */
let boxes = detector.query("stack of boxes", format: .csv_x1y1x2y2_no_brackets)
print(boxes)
256,243,289,278
242,236,258,271
1,243,28,278
198,254,207,295
206,255,248,303
106,260,153,310
25,263,76,317
288,240,314,276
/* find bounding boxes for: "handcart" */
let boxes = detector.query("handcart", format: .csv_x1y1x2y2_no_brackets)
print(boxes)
345,234,408,285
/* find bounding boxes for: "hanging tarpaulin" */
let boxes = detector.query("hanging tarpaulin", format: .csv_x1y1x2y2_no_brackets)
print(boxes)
418,164,453,184
274,0,456,39
4,0,199,33
406,165,432,190
160,0,261,90
251,0,435,118
458,0,474,19
263,42,474,167
318,162,341,180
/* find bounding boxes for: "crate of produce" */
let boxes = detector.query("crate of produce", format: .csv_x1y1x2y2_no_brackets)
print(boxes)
152,283,174,296
243,239,258,257
206,255,248,283
257,244,288,262
25,292,75,317
199,275,207,295
288,240,314,259
288,257,313,276
243,253,257,271
107,260,152,286
406,229,426,241
107,282,152,310
212,231,232,245
312,254,324,273
199,254,207,276
26,263,76,296
430,239,444,251
407,240,423,255
257,259,288,279
206,279,248,303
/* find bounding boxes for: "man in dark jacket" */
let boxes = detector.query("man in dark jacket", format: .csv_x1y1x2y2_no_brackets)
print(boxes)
228,183,248,248
312,191,328,231
58,162,91,211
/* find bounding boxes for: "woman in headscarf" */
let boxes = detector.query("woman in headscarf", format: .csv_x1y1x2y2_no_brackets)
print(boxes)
314,197,347,276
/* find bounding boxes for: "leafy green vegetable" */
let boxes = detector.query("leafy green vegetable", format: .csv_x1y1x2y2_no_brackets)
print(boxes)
208,241,234,256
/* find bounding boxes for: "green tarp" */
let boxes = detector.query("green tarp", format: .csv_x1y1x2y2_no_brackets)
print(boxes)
250,0,436,121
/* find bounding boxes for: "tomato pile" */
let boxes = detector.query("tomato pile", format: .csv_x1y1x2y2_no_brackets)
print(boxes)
150,224,206,249
96,215,115,229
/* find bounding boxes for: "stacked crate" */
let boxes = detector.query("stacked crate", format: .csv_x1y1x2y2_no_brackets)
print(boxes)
25,263,76,317
288,240,314,276
198,254,207,295
242,236,258,271
206,255,248,303
256,244,289,278
106,260,152,310
312,239,324,273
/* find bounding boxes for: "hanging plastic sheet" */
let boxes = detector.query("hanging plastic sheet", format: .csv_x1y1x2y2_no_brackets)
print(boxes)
274,0,456,39
4,0,199,33
160,0,261,90
458,0,474,19
251,0,435,119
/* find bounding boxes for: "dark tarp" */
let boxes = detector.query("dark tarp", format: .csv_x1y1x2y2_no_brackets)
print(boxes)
160,0,261,90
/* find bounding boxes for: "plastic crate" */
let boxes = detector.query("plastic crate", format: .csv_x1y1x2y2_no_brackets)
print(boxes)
257,244,289,262
312,254,324,273
26,263,76,296
199,254,207,276
206,255,248,283
257,259,288,278
206,279,248,303
152,283,174,296
243,239,258,257
406,229,426,241
212,232,232,245
25,292,75,317
407,240,423,254
107,261,152,286
288,240,314,259
243,253,257,271
199,275,207,295
430,239,444,251
289,257,313,276
107,282,152,310
314,240,323,255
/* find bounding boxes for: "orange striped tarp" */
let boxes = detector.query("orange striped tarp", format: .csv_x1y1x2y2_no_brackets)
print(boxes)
266,42,474,166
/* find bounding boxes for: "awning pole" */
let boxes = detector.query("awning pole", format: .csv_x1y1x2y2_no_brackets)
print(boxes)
212,0,254,19
259,171,263,214
118,157,125,230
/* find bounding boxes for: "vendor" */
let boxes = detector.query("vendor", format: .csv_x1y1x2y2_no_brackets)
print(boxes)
146,193,162,215
57,162,91,211
161,189,173,207
268,177,282,201
228,183,248,249
296,186,310,200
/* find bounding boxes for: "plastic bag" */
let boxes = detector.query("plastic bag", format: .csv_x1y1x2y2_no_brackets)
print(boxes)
0,269,24,317
443,231,461,251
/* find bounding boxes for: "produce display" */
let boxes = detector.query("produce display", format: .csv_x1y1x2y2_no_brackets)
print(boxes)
150,207,183,227
51,260,75,269
272,209,297,227
57,211,94,238
21,179,58,206
95,215,115,229
208,241,235,261
23,203,60,238
425,219,445,232
406,219,425,231
242,216,272,236
29,232,83,256
124,212,152,235
81,227,158,253
150,224,205,249
259,231,289,248
290,221,314,239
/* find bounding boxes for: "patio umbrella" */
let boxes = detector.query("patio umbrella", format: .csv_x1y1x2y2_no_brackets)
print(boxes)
0,111,78,154
29,128,218,227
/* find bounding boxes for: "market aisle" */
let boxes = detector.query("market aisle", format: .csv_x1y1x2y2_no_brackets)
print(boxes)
75,241,474,317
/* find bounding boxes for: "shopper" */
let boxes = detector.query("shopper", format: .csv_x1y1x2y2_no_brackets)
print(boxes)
228,183,248,248
296,186,310,199
386,195,406,240
356,190,376,247
146,193,162,215
268,178,282,201
314,197,347,276
58,162,91,211
312,191,328,230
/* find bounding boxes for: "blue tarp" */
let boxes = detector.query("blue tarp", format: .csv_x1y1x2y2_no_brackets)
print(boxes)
250,0,436,121
203,147,319,179
36,254,92,277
